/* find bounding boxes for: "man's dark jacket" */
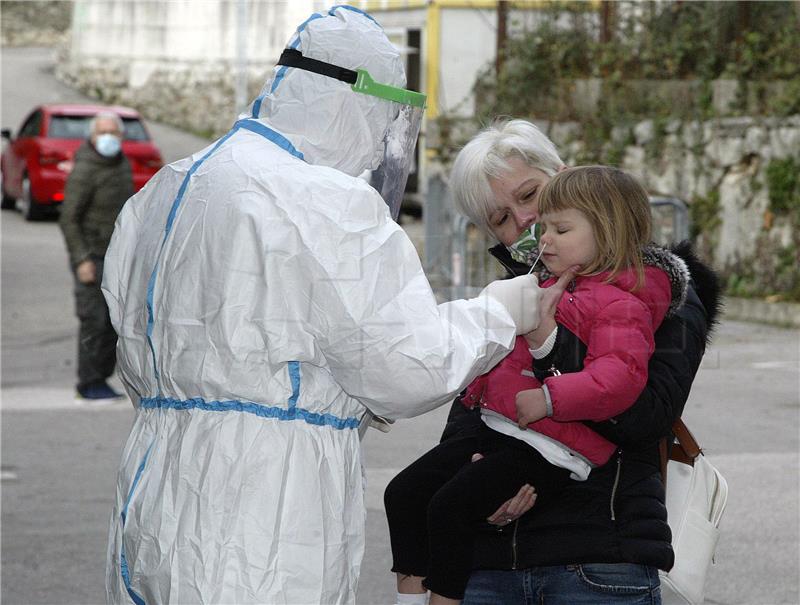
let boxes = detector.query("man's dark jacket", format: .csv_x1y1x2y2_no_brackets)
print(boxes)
441,241,723,572
59,141,133,269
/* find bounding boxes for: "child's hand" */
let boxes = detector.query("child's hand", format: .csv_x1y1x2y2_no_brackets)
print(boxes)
515,388,548,428
523,266,579,349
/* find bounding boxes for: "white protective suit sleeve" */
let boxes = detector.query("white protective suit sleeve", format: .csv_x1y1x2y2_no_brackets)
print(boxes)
302,184,517,420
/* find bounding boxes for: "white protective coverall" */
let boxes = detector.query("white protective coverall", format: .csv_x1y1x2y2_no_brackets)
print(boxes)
103,6,522,604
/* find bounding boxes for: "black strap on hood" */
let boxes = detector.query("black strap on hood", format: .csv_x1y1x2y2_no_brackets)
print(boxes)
277,48,357,85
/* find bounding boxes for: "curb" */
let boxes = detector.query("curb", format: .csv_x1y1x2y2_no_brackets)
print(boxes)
1,378,130,411
723,297,800,329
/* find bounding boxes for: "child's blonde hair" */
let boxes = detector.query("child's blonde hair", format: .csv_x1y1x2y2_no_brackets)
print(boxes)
537,166,652,288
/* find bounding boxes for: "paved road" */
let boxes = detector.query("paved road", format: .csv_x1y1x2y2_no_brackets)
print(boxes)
1,46,210,166
2,47,799,604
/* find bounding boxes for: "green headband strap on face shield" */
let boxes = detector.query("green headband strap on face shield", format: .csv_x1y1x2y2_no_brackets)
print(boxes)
276,48,426,109
352,70,426,108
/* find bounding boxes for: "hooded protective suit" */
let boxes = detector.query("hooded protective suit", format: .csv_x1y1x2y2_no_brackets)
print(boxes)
103,7,521,604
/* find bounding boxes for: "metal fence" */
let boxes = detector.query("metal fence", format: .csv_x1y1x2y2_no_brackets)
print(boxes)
423,176,691,302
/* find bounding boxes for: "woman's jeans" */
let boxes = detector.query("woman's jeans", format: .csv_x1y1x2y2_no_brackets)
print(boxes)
463,564,662,604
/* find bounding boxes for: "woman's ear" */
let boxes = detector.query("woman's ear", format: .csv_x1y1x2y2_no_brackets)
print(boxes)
557,165,568,173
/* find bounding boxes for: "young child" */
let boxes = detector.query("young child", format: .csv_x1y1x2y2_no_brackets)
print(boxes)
383,166,688,605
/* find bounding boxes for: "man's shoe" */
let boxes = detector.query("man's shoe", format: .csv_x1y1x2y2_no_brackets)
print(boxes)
75,382,124,406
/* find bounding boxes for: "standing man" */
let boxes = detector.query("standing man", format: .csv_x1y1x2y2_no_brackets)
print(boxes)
60,111,132,403
102,7,540,604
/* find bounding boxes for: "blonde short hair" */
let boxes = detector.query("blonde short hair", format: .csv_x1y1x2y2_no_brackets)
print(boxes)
450,119,564,235
538,166,652,288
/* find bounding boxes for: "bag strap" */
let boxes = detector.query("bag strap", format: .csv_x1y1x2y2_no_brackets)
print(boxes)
671,418,703,464
659,418,704,484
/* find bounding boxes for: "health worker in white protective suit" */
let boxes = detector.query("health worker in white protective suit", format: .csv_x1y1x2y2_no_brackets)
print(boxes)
102,6,542,604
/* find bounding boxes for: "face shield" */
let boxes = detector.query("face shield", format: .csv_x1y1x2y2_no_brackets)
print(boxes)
277,48,426,220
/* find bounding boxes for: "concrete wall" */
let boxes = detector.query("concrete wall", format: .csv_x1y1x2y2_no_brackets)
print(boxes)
68,0,319,67
58,0,325,135
437,8,496,116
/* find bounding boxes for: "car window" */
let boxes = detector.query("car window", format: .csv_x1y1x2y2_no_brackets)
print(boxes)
121,118,150,141
47,115,151,141
18,110,43,138
48,115,92,139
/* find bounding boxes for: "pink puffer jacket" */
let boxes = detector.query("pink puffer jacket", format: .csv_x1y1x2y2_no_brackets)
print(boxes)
463,265,672,466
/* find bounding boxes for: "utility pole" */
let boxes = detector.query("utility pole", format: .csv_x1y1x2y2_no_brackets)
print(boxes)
234,0,249,113
496,0,508,77
600,0,614,44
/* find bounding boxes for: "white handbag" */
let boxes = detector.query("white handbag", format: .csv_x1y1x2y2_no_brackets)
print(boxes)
659,419,729,605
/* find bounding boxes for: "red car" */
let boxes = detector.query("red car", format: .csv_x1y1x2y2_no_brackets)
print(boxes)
1,104,163,220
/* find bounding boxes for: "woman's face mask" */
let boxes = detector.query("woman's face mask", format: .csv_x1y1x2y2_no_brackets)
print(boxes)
505,225,540,265
95,133,122,158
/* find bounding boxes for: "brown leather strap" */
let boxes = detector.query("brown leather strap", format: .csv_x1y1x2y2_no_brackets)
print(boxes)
671,418,702,465
660,418,704,485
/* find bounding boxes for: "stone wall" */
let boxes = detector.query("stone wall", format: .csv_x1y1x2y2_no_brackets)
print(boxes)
0,0,72,47
56,55,269,138
428,113,799,298
549,115,800,297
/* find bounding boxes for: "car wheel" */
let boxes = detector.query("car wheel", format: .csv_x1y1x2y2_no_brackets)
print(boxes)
17,174,44,221
1,184,15,210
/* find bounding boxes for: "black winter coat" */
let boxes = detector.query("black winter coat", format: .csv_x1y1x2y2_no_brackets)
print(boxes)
441,241,723,572
60,141,133,269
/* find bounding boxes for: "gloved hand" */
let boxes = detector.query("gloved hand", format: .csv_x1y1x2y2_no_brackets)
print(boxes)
479,274,542,334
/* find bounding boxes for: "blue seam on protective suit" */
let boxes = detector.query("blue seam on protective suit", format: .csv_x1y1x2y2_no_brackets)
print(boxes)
145,126,241,390
266,33,302,92
287,362,301,408
294,11,325,38
145,120,302,392
140,397,360,430
119,440,154,605
252,11,324,116
235,119,304,160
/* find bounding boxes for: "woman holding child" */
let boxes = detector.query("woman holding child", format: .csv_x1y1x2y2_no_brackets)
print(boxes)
385,120,722,604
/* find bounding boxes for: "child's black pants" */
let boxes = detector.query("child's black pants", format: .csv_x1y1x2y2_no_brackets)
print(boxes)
384,421,572,600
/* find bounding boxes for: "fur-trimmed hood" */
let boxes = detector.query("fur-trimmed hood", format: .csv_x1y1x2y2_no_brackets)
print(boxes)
641,244,689,317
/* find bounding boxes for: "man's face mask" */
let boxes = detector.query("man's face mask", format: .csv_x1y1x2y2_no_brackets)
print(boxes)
505,225,540,265
95,133,122,158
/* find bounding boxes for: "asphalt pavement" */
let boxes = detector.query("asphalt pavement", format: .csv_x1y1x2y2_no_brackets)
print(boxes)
2,46,799,605
3,204,799,605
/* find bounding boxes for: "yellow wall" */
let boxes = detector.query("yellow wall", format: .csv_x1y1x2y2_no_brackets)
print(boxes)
425,2,441,118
